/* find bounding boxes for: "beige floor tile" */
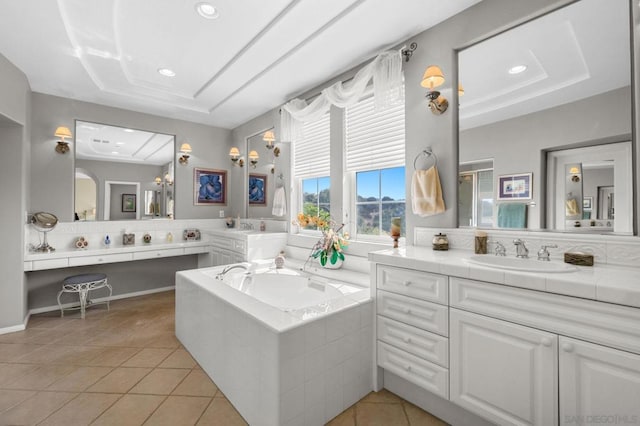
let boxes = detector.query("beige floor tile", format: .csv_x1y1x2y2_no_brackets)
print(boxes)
0,343,43,362
140,332,181,349
129,368,190,395
158,348,197,369
403,401,449,425
46,366,113,392
122,348,174,367
91,394,166,426
0,389,37,412
355,402,409,426
13,343,77,364
0,362,39,387
38,392,121,426
196,397,248,426
84,346,141,367
86,367,151,393
0,390,77,425
326,407,356,426
359,389,404,404
172,369,218,397
3,364,77,390
143,395,211,426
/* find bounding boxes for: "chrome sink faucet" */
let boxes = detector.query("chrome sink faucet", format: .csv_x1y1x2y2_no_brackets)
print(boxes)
537,244,558,261
216,264,249,279
513,239,529,258
493,241,507,256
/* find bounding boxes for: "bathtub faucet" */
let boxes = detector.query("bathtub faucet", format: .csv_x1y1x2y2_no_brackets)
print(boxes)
216,264,249,279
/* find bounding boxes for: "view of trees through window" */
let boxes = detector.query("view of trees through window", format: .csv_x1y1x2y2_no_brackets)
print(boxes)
356,167,405,236
302,176,330,230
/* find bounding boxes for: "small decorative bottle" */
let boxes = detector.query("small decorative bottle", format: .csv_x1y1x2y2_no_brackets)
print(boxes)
104,235,111,248
167,232,173,242
260,221,266,232
275,251,285,269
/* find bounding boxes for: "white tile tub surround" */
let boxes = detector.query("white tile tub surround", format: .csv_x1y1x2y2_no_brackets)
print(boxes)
176,264,373,426
415,227,640,268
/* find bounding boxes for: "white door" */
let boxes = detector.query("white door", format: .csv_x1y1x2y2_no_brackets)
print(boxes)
559,336,640,426
450,309,558,426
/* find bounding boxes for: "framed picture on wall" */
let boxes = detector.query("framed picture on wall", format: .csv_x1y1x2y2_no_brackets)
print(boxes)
497,173,532,200
249,174,267,205
122,194,136,212
194,168,227,205
583,196,593,210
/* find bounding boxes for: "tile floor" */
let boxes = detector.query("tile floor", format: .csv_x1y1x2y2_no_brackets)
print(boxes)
0,291,447,425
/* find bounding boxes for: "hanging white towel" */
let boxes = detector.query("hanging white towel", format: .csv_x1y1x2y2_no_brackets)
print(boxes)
272,186,287,217
411,166,446,217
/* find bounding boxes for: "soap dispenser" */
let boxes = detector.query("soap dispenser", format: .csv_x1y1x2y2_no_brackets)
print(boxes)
275,251,285,269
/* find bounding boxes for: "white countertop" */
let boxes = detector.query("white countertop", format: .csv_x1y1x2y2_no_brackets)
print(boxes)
369,247,640,309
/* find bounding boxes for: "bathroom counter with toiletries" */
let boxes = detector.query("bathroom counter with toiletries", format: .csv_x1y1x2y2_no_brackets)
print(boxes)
369,246,640,308
24,240,211,271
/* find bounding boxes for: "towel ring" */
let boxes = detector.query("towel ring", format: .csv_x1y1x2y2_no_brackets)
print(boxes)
413,148,438,171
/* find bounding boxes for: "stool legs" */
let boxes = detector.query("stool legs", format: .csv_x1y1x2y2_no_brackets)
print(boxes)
57,289,65,318
78,288,89,319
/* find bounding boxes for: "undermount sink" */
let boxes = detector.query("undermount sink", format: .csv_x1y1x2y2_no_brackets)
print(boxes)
467,255,578,273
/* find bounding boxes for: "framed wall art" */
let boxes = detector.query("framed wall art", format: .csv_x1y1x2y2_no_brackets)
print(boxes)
122,193,136,212
194,168,226,205
249,174,267,205
497,173,532,200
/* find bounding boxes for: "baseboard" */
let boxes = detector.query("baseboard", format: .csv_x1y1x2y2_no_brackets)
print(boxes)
0,323,26,335
26,286,176,317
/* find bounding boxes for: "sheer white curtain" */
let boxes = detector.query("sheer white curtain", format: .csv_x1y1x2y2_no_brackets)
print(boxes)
280,50,403,142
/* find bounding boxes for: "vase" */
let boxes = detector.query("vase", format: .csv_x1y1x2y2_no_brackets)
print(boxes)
319,257,343,269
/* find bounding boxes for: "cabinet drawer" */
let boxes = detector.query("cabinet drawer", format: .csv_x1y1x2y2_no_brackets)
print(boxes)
377,341,449,399
68,253,132,266
377,316,448,368
378,265,448,304
233,239,246,253
133,248,184,260
31,258,69,270
377,290,448,336
184,246,209,255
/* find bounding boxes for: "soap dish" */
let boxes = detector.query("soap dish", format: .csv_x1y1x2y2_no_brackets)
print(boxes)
564,252,594,266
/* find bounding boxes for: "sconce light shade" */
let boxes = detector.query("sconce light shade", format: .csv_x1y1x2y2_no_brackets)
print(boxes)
164,172,173,186
263,130,276,149
155,176,162,185
248,150,259,168
420,66,445,90
54,126,72,154
178,142,192,165
458,83,465,97
229,146,244,167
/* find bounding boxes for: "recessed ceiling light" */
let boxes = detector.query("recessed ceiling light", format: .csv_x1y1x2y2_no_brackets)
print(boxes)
111,151,119,155
508,65,527,75
123,128,134,133
195,2,219,19
115,142,125,146
157,68,176,77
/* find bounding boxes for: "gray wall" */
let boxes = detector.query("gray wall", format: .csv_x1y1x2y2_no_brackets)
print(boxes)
460,87,631,229
30,92,233,222
0,52,31,329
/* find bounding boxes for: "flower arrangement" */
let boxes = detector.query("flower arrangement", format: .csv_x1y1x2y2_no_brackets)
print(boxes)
294,213,349,266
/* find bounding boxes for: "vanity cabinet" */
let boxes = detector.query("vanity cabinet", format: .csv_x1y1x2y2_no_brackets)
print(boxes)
375,265,450,399
450,308,558,426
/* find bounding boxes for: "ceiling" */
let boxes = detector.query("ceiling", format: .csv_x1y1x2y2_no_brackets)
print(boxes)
0,0,481,130
458,0,630,130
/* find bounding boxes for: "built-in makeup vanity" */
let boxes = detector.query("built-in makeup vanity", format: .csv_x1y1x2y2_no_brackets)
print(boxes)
370,233,640,426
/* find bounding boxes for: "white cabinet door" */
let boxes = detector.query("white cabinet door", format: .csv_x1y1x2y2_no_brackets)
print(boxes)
560,336,640,425
450,309,558,426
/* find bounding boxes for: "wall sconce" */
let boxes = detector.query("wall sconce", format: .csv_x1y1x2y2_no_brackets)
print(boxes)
248,150,259,168
229,147,244,167
263,130,276,150
54,126,72,154
178,143,192,165
155,173,173,186
421,65,448,115
155,176,162,185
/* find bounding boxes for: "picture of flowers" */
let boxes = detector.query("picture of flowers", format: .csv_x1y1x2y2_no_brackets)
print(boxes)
194,168,226,205
249,174,267,205
122,194,136,212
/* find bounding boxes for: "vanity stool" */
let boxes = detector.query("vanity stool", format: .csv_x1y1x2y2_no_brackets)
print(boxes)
57,273,112,319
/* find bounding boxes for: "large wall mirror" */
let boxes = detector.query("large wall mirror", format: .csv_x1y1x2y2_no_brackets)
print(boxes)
74,120,176,221
244,127,282,218
458,0,633,234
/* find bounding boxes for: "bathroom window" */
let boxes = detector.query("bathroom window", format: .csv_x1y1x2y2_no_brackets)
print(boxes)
301,176,330,229
355,167,406,236
345,88,405,238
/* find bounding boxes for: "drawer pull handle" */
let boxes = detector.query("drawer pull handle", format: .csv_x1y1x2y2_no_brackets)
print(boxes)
157,253,161,256
98,258,103,262
403,337,412,344
562,343,574,353
541,337,552,347
403,280,412,286
405,365,412,371
404,308,411,314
